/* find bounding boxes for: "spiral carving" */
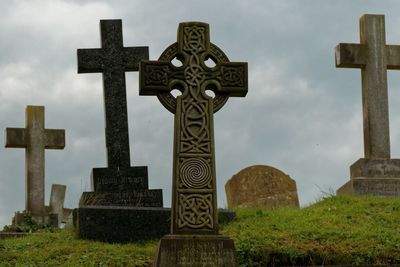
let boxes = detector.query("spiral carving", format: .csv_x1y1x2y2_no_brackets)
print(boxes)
180,158,211,189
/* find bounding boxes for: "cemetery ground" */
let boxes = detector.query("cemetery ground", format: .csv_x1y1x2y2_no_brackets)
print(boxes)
0,195,400,266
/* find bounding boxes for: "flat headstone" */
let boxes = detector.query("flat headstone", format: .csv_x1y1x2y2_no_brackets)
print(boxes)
335,14,400,196
225,165,299,209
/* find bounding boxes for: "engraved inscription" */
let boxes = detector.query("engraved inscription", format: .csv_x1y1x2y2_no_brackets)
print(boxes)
96,176,146,185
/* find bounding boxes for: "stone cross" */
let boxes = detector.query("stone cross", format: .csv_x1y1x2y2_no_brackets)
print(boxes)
5,106,65,216
78,19,148,171
335,14,400,159
77,19,162,208
140,22,247,235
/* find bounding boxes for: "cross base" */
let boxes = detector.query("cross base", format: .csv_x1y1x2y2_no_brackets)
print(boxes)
12,211,58,227
154,234,237,267
79,190,163,207
91,166,150,192
337,158,400,196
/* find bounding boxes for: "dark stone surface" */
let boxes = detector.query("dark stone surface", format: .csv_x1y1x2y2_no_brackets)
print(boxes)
76,19,162,241
80,190,163,207
77,19,161,207
154,234,237,267
77,19,148,170
76,206,236,243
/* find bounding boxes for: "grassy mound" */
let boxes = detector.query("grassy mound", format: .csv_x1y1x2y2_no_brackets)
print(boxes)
1,195,400,266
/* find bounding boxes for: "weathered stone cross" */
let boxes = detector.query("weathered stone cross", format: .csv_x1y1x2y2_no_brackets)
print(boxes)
140,22,247,235
336,14,400,159
5,106,65,216
336,14,400,197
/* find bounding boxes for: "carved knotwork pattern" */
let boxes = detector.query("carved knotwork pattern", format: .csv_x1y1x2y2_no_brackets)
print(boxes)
179,157,212,189
181,100,210,153
220,66,245,87
155,44,230,113
178,193,213,229
144,65,169,86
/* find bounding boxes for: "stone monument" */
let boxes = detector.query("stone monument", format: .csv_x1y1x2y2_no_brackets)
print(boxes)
140,22,247,266
225,165,299,209
5,105,67,225
48,184,73,227
76,19,165,242
336,14,400,196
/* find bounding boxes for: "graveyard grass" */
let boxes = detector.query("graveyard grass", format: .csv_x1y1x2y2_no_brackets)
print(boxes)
1,195,400,266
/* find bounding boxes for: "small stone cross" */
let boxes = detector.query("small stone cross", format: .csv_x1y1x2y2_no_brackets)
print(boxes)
336,14,400,159
140,22,247,234
5,106,65,216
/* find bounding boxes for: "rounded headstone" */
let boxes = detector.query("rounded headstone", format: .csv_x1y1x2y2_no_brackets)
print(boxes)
225,165,299,209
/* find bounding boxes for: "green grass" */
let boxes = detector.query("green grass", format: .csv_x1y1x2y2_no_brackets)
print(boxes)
1,195,400,266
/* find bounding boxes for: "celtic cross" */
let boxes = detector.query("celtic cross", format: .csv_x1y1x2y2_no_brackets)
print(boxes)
140,22,247,234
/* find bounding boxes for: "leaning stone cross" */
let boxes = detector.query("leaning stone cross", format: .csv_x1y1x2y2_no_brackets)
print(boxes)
336,14,400,196
140,22,247,265
5,106,65,216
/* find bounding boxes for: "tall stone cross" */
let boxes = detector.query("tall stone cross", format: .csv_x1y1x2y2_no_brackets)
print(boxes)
336,14,400,197
140,22,247,236
5,106,65,216
336,14,400,159
77,19,162,207
78,19,147,173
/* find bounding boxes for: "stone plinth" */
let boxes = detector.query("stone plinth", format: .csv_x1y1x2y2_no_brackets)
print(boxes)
337,158,400,196
76,207,235,243
154,235,237,267
225,165,299,209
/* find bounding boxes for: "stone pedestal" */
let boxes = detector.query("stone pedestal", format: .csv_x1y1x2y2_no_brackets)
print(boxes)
154,235,237,267
12,211,58,227
75,206,235,243
337,158,400,196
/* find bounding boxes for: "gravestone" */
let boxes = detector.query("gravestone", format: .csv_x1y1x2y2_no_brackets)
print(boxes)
48,184,73,227
5,105,66,225
76,19,164,242
140,21,247,266
335,14,400,196
225,165,299,209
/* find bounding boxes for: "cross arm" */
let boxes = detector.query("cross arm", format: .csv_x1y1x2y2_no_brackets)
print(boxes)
45,129,65,149
5,128,27,148
77,48,104,73
123,47,149,71
139,61,182,95
215,62,248,97
335,43,366,68
386,45,400,70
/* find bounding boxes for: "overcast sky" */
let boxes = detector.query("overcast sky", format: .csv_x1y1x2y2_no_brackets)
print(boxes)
1,0,400,227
